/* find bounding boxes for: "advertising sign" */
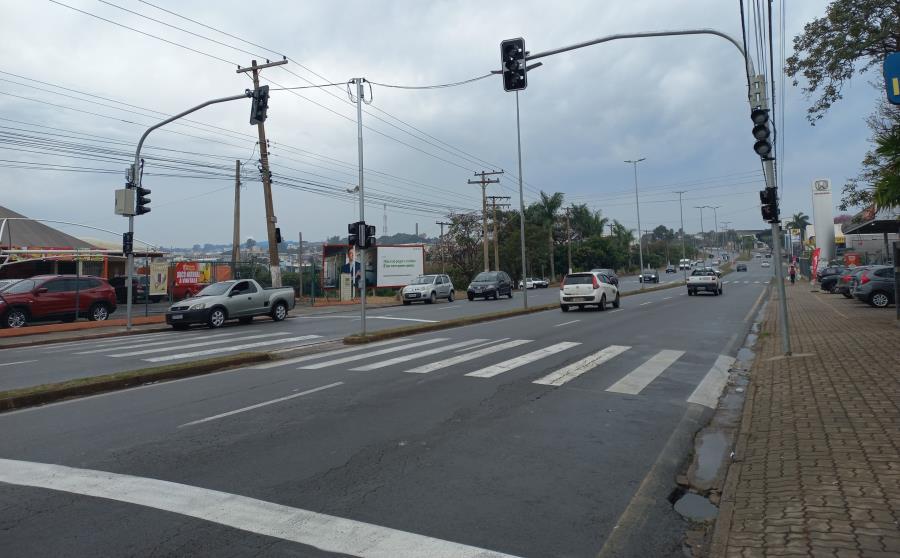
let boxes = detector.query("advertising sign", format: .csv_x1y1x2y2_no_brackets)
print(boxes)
811,179,835,262
174,262,211,287
376,246,424,287
811,247,821,281
149,261,168,296
844,252,862,267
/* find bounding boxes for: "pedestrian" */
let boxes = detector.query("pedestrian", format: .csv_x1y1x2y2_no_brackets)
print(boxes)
789,264,796,285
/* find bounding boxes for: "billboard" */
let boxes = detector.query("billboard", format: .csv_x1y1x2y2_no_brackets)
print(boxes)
811,179,835,262
322,245,374,290
174,262,212,287
150,261,168,296
377,246,424,287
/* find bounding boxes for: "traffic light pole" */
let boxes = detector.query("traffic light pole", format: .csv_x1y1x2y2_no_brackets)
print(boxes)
354,78,367,336
515,91,528,309
126,91,252,330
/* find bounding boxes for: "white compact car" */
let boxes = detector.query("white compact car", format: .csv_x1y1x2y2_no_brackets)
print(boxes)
559,272,619,312
401,274,454,304
518,278,536,289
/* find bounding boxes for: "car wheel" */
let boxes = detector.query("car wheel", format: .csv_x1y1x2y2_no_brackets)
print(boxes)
561,304,570,312
239,316,254,324
507,290,513,299
3,309,27,328
403,300,411,305
448,290,454,302
271,302,288,322
841,292,852,299
719,286,724,295
613,294,620,308
426,292,436,304
687,290,693,296
870,291,891,308
598,295,606,311
171,323,190,331
89,302,110,322
468,294,475,301
207,307,227,328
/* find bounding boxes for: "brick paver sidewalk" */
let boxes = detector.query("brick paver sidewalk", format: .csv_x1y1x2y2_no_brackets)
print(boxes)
712,280,900,557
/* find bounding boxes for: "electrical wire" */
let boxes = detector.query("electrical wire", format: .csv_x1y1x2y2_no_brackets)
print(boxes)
367,74,494,90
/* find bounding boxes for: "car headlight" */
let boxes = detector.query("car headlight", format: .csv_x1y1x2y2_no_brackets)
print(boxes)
189,302,206,310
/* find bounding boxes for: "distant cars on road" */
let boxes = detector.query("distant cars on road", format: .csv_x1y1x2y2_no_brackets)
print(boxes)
665,265,676,274
533,278,549,288
687,268,723,296
736,263,748,272
560,271,619,312
467,271,513,301
639,269,659,283
0,275,117,328
402,274,454,304
761,261,771,268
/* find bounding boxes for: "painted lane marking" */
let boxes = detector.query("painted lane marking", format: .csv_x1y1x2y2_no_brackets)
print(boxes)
143,336,321,363
438,305,463,310
0,360,37,367
687,355,736,408
608,309,624,313
639,302,653,306
458,338,508,352
350,339,487,371
368,316,439,323
108,332,290,358
299,338,447,370
533,345,631,387
553,320,580,327
76,331,247,354
406,339,532,374
293,315,357,319
180,382,343,427
662,296,673,300
606,350,685,395
38,331,180,352
250,338,411,369
465,342,581,379
0,458,520,558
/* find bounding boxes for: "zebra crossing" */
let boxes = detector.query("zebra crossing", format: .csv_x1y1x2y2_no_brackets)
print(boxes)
278,336,736,408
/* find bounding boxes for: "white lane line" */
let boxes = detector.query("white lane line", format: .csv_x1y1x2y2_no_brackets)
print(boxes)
0,458,520,558
465,342,581,379
39,331,179,352
606,349,685,395
293,315,358,319
687,355,736,408
299,338,447,370
753,281,760,284
662,296,673,300
743,281,750,284
0,360,37,367
608,309,624,313
143,336,321,363
553,319,580,327
350,339,487,371
639,301,653,306
368,316,439,323
179,382,343,427
458,338,508,352
109,332,290,358
438,305,463,310
76,331,247,354
251,338,411,369
533,345,631,387
406,339,532,374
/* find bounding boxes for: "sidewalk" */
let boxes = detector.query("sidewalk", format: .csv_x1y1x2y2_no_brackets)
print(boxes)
713,281,900,557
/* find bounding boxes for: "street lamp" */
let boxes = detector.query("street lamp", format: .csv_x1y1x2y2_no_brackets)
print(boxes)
709,205,721,256
694,206,707,258
625,157,646,285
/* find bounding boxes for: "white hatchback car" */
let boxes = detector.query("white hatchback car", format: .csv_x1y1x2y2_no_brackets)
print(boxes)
559,272,619,312
401,274,454,304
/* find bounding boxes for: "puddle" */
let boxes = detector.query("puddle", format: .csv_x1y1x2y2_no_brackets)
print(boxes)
673,492,718,522
693,431,729,485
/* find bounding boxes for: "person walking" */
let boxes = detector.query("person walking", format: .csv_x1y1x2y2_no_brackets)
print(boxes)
789,263,797,285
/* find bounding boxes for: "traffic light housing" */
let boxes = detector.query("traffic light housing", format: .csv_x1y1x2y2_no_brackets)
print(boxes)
500,38,527,92
759,187,779,223
348,221,361,247
250,85,270,125
751,108,772,158
275,227,283,245
135,186,151,215
122,231,134,255
364,224,376,249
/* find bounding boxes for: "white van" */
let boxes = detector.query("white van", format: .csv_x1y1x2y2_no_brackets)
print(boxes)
679,258,691,270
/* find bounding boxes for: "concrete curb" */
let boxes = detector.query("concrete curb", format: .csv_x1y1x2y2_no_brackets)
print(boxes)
0,326,173,350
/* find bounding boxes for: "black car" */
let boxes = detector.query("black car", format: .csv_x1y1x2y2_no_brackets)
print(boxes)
639,270,659,283
816,266,845,283
820,271,846,293
590,269,619,286
736,263,748,272
467,271,513,300
665,265,676,273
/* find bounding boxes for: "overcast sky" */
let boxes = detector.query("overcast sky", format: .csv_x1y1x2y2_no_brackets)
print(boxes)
0,0,880,248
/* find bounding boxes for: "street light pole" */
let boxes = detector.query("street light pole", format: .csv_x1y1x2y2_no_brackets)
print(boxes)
710,205,721,256
695,206,708,260
675,190,687,281
515,91,528,309
625,158,646,285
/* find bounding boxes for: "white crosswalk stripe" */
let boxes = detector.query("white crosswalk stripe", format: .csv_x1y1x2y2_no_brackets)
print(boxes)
405,339,533,374
606,349,685,395
466,342,581,379
350,339,488,371
533,345,631,387
143,335,321,363
250,338,411,369
108,332,291,358
687,355,735,408
299,338,448,370
77,331,246,355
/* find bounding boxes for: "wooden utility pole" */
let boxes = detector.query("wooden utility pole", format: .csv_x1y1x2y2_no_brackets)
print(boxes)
298,231,303,298
231,159,241,275
237,58,287,286
565,207,572,274
487,195,510,271
468,170,503,271
436,220,451,273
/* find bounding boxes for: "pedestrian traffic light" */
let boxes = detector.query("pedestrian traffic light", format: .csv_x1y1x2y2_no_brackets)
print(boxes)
122,231,134,255
250,85,270,125
500,38,527,92
759,187,779,223
348,221,361,247
751,108,772,158
135,186,151,215
364,224,376,249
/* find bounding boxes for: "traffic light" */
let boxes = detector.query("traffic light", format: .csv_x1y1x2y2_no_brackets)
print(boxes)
275,227,283,244
250,85,270,125
759,187,779,223
500,38,527,92
751,108,772,158
122,231,134,255
364,224,376,249
348,221,361,247
135,186,151,215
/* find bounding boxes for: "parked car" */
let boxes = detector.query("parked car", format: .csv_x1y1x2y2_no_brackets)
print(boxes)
665,264,677,273
559,272,619,312
816,266,845,283
761,261,771,268
518,277,536,289
590,269,619,286
736,263,748,272
639,269,659,283
836,266,872,298
533,278,550,288
108,275,149,304
819,270,847,293
466,271,513,300
401,274,454,304
687,268,723,296
852,265,895,308
165,279,295,329
0,275,117,328
0,279,20,292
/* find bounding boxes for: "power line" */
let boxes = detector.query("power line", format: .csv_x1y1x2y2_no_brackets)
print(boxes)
367,73,494,90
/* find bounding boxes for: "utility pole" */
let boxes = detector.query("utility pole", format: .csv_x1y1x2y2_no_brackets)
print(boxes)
349,77,369,335
625,158,646,284
674,190,687,281
297,231,303,298
487,195,510,271
695,206,707,257
564,207,573,274
469,171,503,271
436,220,451,273
722,221,732,253
710,205,721,256
236,58,288,287
383,203,388,238
232,159,241,276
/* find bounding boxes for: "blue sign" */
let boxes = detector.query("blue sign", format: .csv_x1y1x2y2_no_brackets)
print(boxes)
885,52,900,105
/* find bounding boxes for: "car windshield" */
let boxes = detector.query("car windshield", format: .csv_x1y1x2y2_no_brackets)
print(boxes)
0,280,20,292
565,274,595,285
473,272,497,282
4,279,36,294
410,275,436,285
692,270,715,277
196,281,234,296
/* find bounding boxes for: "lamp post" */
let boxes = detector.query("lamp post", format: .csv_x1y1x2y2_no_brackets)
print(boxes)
694,206,707,259
625,157,646,285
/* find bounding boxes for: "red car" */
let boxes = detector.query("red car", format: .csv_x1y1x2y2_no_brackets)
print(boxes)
0,275,117,328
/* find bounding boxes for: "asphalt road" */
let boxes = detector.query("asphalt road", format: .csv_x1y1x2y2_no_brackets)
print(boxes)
0,271,681,391
0,262,771,557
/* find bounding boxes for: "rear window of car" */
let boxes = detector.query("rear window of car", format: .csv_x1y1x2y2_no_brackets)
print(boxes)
565,274,595,285
691,270,715,277
4,279,35,294
473,272,497,282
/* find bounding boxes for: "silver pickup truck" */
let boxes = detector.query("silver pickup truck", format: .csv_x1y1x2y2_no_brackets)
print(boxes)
165,279,295,329
687,268,723,296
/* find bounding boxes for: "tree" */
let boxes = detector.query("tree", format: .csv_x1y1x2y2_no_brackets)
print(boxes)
536,191,564,281
872,122,900,209
840,101,900,210
245,237,256,250
787,212,811,244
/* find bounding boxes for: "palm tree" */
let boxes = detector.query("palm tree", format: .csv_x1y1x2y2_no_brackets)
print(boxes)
537,191,564,281
787,212,811,244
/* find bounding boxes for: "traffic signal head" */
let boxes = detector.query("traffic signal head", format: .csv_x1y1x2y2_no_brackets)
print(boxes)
750,108,772,158
275,227,283,245
364,224,376,249
348,221,360,247
759,188,779,223
500,38,527,92
135,186,151,215
250,85,270,125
